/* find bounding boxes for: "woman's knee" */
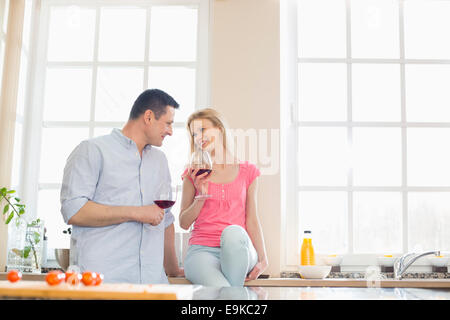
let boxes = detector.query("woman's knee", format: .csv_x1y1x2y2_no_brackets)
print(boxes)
184,258,230,287
220,225,249,248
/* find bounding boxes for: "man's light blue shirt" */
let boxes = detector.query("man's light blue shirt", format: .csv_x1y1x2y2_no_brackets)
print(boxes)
60,128,175,284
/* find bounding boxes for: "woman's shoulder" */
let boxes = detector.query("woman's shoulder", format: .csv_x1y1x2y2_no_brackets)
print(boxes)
239,161,260,178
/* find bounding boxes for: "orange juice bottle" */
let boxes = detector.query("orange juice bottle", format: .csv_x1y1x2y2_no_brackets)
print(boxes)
300,230,315,265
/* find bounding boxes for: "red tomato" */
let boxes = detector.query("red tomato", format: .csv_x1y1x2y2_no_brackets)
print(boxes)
7,270,22,283
81,271,96,286
65,271,82,285
46,270,65,286
94,272,104,286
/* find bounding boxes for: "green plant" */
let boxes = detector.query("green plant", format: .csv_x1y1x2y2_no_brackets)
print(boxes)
1,187,42,270
1,187,25,223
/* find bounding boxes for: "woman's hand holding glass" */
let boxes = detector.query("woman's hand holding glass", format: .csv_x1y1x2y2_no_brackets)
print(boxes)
187,168,211,200
189,149,213,200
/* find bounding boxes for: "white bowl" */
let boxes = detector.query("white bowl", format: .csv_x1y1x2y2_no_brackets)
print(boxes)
377,256,396,267
428,256,449,267
324,255,343,266
298,265,331,279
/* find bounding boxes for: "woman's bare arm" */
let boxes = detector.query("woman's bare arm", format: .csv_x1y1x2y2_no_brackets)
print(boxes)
245,177,268,280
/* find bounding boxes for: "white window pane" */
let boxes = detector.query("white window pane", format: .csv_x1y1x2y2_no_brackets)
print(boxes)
16,52,27,117
298,127,348,186
39,128,89,184
37,189,70,249
2,0,9,33
352,64,400,122
298,0,346,58
95,67,144,121
98,7,146,61
299,191,348,254
405,65,450,122
47,6,96,61
407,128,450,187
298,63,347,121
149,6,198,62
11,122,23,188
350,0,399,58
157,128,190,183
22,0,33,51
352,128,401,186
408,193,450,252
353,192,402,253
43,68,92,121
148,66,195,122
404,0,450,59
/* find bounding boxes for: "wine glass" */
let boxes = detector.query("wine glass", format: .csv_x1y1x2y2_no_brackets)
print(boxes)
154,183,178,209
190,148,212,199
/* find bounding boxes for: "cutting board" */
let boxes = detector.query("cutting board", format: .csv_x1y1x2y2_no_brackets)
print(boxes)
0,280,194,300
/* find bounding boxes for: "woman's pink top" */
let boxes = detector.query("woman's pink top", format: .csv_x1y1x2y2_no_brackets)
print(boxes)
181,161,261,247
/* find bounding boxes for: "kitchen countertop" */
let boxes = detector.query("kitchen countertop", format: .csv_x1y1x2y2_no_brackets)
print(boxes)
1,269,450,301
2,272,450,288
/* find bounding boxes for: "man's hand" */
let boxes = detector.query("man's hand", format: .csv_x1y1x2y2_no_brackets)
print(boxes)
136,204,164,225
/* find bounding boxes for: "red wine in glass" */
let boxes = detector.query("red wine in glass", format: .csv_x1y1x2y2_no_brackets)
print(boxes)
154,200,175,209
193,168,212,176
155,183,178,209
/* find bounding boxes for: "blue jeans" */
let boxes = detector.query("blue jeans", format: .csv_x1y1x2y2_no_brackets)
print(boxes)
184,225,258,287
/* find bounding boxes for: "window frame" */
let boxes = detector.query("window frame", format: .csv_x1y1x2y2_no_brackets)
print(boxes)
19,0,210,251
282,0,450,272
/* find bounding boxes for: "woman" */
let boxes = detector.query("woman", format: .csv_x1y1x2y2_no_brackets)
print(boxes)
179,108,268,287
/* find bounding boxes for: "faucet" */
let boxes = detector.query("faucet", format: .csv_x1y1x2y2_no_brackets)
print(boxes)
394,250,440,279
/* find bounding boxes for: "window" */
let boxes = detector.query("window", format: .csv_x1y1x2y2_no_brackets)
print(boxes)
0,0,9,98
21,0,209,253
282,0,450,271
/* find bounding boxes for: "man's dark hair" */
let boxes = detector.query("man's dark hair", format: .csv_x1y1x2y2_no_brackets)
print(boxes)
129,88,179,120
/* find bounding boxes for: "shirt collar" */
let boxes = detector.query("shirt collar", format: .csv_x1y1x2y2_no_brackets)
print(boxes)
111,128,152,151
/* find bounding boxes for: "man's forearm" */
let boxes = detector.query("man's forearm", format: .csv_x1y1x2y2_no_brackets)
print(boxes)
68,200,138,227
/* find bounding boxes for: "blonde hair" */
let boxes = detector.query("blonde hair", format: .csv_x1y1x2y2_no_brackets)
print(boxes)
186,108,231,155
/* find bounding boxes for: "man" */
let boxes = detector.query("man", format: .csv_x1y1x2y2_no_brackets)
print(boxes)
60,88,184,284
